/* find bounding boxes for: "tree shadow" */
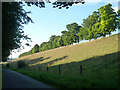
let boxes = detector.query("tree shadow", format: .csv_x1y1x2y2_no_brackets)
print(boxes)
46,51,119,75
28,57,51,64
46,56,68,66
51,51,120,70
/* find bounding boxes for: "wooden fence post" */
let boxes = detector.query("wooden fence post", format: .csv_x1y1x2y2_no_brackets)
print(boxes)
59,65,61,75
47,66,48,72
34,66,35,71
28,63,29,70
28,66,29,70
39,66,40,71
32,66,34,71
80,65,82,75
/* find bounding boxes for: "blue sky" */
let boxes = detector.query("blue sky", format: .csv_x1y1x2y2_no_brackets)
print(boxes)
9,0,119,58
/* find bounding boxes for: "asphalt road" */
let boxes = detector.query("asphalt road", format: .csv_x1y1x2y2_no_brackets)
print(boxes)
2,69,56,89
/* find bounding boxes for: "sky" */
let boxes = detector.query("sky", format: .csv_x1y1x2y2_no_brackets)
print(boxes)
9,0,120,59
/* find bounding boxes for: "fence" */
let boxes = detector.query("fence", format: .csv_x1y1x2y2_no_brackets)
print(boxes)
5,61,83,75
24,63,83,75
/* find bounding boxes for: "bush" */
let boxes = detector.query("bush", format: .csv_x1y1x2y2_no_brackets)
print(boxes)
17,60,27,68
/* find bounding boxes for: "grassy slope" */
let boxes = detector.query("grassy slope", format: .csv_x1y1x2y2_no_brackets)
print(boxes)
12,34,118,66
6,34,120,88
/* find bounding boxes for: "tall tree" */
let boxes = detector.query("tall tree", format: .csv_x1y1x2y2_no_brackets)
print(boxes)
32,44,39,53
66,23,81,43
88,11,100,40
77,27,89,40
49,35,57,49
80,11,100,41
98,3,117,37
2,2,33,61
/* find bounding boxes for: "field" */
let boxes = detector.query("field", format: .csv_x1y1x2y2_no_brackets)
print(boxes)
3,34,120,88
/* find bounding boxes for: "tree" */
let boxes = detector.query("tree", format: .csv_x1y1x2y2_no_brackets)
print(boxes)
61,30,71,45
88,11,100,40
52,36,61,48
58,36,64,46
55,36,61,47
92,22,101,39
77,27,89,40
32,44,39,53
52,0,85,9
2,2,33,61
80,11,100,41
49,35,57,42
66,23,81,43
117,9,120,30
98,3,117,37
48,35,57,49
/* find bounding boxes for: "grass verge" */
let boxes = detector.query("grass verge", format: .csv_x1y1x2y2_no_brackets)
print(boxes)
6,65,119,89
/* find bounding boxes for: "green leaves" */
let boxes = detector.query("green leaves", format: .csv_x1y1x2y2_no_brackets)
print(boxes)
98,3,117,36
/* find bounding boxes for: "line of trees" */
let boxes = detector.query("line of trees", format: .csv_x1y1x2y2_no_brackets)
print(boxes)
19,3,120,58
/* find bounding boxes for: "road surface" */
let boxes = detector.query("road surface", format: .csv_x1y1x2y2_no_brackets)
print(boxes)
2,69,56,89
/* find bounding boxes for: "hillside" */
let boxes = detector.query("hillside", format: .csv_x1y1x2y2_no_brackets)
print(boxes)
4,34,120,88
10,34,119,67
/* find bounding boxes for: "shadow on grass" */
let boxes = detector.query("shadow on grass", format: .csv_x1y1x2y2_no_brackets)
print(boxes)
58,51,119,66
4,51,120,88
46,56,68,66
29,57,51,64
45,51,120,76
27,56,68,72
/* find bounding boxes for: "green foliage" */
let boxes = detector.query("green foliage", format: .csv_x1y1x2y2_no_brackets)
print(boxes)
32,44,39,53
52,1,85,9
17,60,27,68
77,27,89,40
66,23,81,43
117,9,120,29
79,11,100,40
98,3,117,36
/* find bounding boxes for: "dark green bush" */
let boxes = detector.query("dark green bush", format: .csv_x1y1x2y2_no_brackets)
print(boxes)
17,60,27,68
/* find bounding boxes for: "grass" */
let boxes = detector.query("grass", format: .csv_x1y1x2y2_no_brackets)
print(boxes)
6,51,120,89
9,34,119,68
3,34,120,88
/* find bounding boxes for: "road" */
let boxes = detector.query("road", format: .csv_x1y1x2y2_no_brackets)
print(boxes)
2,69,56,89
